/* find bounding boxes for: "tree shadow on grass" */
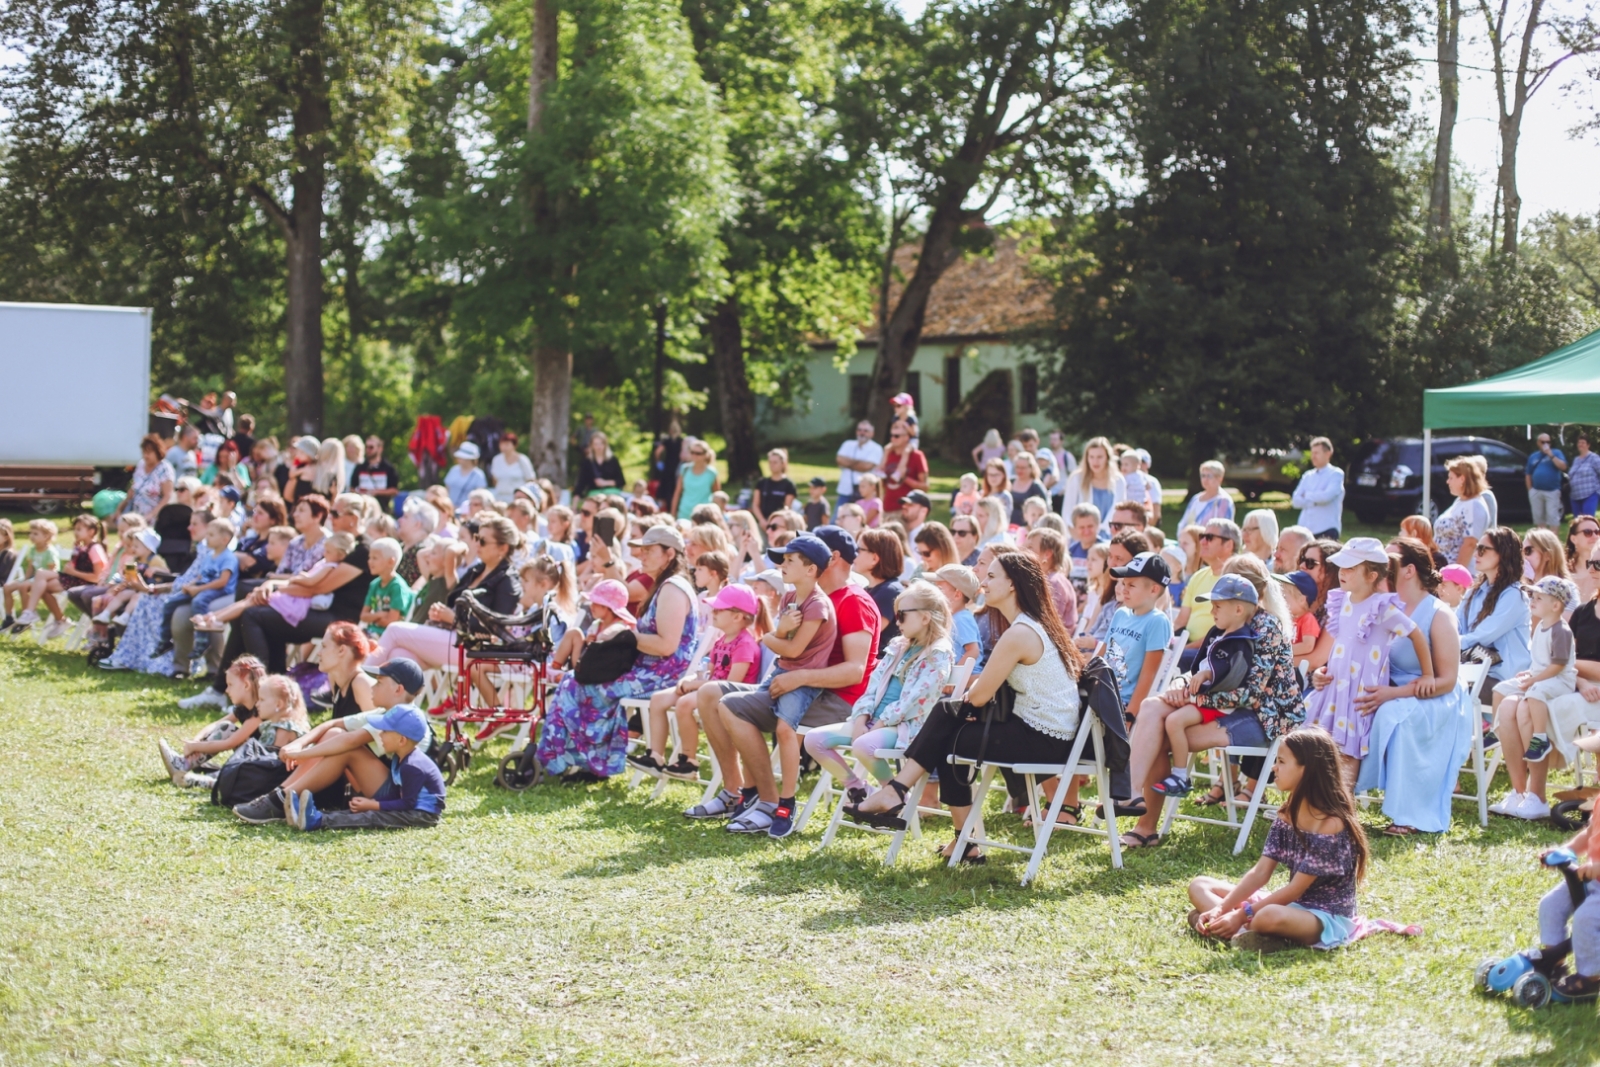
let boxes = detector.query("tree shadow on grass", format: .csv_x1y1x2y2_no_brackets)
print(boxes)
1492,1002,1600,1066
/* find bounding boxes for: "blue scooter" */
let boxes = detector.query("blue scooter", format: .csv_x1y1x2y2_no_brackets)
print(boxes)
1474,848,1596,1008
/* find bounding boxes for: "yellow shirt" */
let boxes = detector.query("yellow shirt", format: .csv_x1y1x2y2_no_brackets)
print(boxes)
1183,566,1219,641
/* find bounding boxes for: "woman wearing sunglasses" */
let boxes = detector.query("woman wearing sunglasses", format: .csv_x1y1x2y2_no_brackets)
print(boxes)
1299,539,1342,628
1457,527,1531,692
1567,516,1600,574
1523,528,1570,587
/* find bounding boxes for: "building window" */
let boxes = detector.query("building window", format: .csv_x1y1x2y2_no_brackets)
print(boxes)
904,371,921,415
1019,363,1039,415
849,374,870,420
944,355,962,415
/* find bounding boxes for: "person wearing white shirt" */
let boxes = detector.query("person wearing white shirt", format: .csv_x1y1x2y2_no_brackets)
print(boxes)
489,432,538,504
1058,436,1127,534
834,420,885,509
1118,450,1161,525
1290,436,1345,538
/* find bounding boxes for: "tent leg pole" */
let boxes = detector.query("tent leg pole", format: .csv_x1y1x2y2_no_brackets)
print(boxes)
1422,429,1433,520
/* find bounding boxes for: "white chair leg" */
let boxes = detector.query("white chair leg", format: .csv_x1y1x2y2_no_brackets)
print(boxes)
1232,742,1279,855
885,777,929,866
1024,771,1071,886
1098,756,1123,869
950,765,997,867
794,767,832,834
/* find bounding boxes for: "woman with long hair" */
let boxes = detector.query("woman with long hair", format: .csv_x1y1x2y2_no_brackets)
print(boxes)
1399,515,1442,568
1059,436,1126,533
911,522,958,577
312,438,348,499
1300,538,1342,627
537,525,700,781
980,458,1014,526
1567,513,1600,575
573,431,626,500
846,550,1085,863
1524,528,1569,585
1355,538,1471,836
1009,453,1049,528
1458,526,1531,688
972,428,1006,469
975,496,1008,548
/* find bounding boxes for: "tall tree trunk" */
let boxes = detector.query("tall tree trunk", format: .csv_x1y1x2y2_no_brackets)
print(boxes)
707,295,758,484
526,0,569,484
283,0,329,436
864,192,971,435
1428,0,1460,249
1482,0,1546,257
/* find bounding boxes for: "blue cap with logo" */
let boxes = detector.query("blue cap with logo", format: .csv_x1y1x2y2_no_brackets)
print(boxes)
365,703,431,742
1194,573,1260,606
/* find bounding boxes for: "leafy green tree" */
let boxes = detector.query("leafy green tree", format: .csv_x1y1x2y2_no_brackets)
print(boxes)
411,0,730,483
0,0,432,435
845,0,1107,434
1041,0,1414,475
681,0,883,482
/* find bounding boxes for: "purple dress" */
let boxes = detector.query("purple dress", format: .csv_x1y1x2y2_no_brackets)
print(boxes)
537,575,700,778
1304,590,1417,759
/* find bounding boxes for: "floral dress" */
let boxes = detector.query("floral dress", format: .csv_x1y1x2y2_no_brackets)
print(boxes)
537,574,701,778
1305,590,1418,759
104,552,213,676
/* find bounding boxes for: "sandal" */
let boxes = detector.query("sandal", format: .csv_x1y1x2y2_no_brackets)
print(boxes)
1195,785,1228,807
1554,973,1600,1002
1119,831,1162,849
1026,803,1081,828
1094,797,1145,819
845,779,908,830
941,839,986,865
1382,823,1419,837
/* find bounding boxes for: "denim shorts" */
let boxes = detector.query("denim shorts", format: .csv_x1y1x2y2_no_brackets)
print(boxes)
1216,709,1268,749
1290,903,1357,949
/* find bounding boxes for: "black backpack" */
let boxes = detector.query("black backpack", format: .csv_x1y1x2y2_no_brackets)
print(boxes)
210,739,290,808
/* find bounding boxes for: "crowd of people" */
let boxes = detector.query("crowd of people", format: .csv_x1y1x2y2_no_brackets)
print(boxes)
6,393,1600,966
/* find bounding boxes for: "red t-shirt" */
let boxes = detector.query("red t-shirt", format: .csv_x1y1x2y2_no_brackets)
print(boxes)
1294,612,1322,645
880,447,929,515
826,582,882,705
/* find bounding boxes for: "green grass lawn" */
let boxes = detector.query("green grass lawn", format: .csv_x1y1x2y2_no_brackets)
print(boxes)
2,643,1599,1066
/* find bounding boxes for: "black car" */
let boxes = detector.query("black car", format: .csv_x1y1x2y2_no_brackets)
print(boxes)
1348,436,1543,524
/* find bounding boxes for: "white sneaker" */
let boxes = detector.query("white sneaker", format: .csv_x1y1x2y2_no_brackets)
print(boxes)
1489,792,1524,816
92,609,113,624
1513,793,1552,821
41,618,70,641
15,610,38,626
157,739,189,787
111,611,132,625
178,688,229,710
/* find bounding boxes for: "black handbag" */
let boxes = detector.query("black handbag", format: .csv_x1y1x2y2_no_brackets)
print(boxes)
942,683,1017,782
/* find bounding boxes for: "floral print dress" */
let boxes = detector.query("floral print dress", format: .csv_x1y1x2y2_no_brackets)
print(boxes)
1305,590,1418,759
537,574,700,778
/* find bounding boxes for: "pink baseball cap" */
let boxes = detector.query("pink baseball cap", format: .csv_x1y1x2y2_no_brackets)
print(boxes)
588,579,636,627
891,392,914,408
709,584,759,616
1440,564,1474,590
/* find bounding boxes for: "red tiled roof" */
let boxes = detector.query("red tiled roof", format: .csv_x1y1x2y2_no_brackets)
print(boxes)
858,235,1054,343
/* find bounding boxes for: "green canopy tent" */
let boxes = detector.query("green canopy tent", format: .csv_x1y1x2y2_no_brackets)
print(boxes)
1419,326,1600,506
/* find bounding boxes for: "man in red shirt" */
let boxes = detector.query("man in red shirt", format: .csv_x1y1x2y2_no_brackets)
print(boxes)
686,526,881,837
878,420,928,516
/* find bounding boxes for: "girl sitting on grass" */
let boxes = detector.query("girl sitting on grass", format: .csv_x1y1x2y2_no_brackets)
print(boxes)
157,658,305,789
1188,727,1398,951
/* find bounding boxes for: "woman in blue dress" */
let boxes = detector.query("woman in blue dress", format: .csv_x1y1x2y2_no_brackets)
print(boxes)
1357,538,1472,835
537,525,700,781
1457,526,1530,688
101,531,217,678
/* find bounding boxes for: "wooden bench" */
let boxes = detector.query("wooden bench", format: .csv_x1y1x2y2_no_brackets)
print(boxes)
0,465,102,514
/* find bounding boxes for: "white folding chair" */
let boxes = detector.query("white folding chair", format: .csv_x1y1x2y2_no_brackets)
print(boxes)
814,659,973,862
63,614,93,652
1159,733,1283,855
1150,630,1188,694
948,713,1123,883
1452,660,1493,826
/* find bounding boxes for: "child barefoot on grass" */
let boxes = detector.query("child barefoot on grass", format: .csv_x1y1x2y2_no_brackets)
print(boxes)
629,584,766,780
1189,727,1386,951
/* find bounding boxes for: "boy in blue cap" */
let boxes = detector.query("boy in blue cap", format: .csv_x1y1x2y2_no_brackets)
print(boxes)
283,703,446,830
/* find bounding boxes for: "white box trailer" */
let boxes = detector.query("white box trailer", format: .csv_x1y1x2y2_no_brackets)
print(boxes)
0,302,152,511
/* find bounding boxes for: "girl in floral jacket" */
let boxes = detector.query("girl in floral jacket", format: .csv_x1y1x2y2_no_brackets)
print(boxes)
803,581,955,804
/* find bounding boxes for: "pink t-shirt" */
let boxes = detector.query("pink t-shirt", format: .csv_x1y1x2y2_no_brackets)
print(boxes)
709,628,760,682
777,586,836,671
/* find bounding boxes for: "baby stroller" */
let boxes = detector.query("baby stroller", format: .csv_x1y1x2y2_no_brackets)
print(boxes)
434,588,556,788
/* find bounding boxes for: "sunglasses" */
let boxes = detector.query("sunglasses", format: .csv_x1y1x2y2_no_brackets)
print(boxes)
1523,545,1537,556
1587,560,1600,572
893,608,923,624
1475,544,1494,555
1198,533,1227,543
916,547,932,558
1109,521,1135,532
953,528,976,538
1578,527,1600,537
765,523,782,532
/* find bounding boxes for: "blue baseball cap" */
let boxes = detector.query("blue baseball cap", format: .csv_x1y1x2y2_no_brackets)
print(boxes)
365,703,430,742
1195,573,1259,606
1272,570,1319,603
767,534,831,569
810,524,858,563
363,658,426,696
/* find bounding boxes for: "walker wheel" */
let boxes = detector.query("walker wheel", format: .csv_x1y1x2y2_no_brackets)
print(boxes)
1513,972,1553,1009
1474,959,1497,992
497,750,543,791
1550,799,1591,833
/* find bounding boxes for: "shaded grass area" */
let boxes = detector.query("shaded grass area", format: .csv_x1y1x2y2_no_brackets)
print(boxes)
1,646,1598,1065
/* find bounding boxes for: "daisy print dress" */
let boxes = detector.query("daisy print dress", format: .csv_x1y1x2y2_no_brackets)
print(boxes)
1304,589,1418,760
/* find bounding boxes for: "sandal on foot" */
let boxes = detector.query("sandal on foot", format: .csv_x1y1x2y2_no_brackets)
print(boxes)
1554,973,1600,1002
1195,786,1228,807
1094,797,1145,819
1027,803,1081,828
1382,823,1419,837
845,779,908,830
1119,831,1162,849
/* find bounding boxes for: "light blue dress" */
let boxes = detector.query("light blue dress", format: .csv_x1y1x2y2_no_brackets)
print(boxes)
1458,582,1531,685
1357,595,1473,833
